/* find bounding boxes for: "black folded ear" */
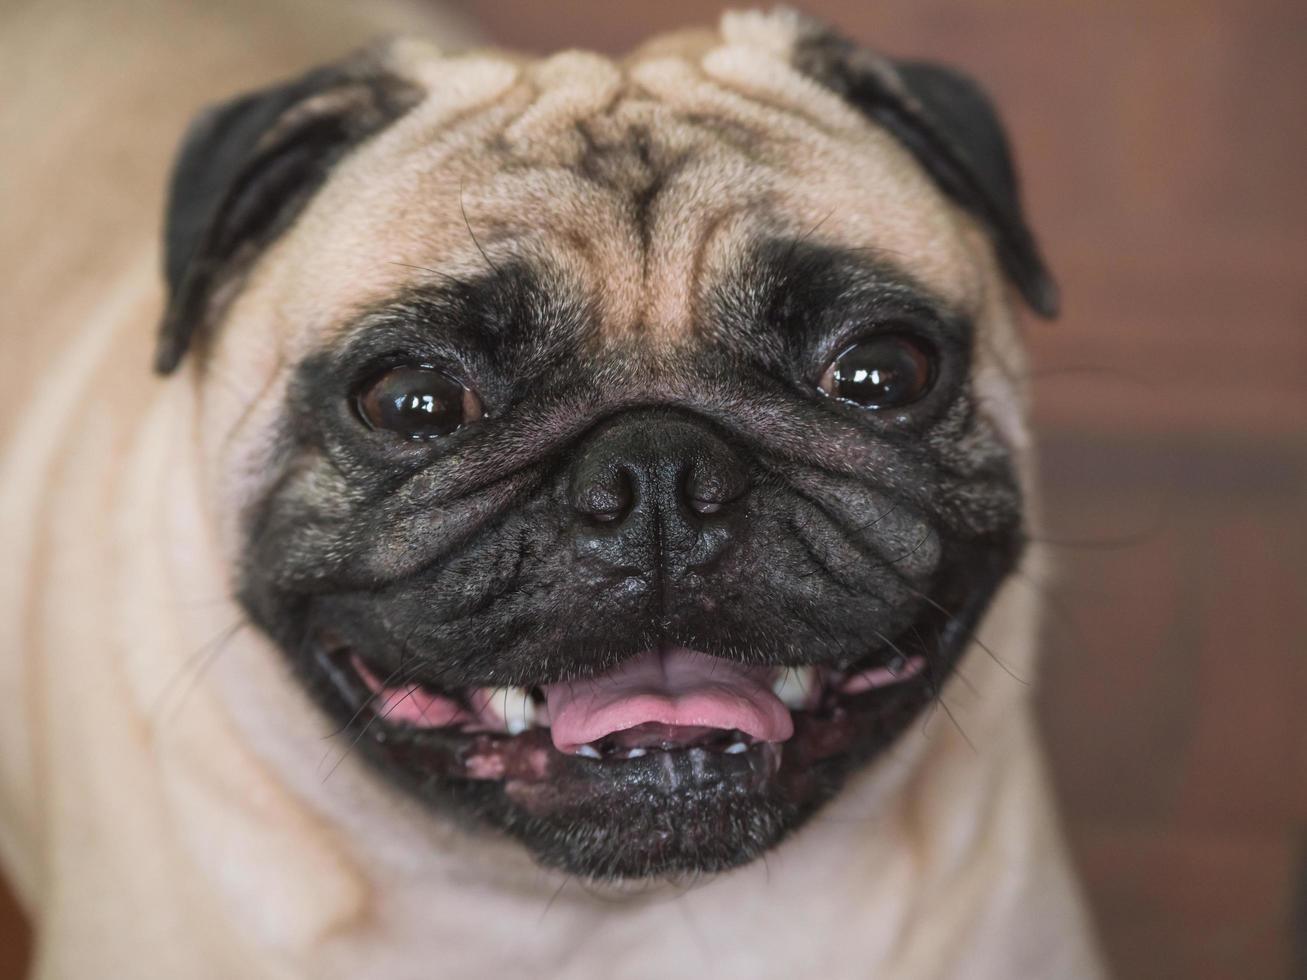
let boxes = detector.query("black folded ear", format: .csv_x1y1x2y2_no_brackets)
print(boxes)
155,50,422,374
791,23,1058,318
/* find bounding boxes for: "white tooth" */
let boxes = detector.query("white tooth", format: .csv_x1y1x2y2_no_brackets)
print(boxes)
491,687,536,734
772,667,817,709
724,741,749,754
660,751,679,789
625,747,647,759
575,744,602,759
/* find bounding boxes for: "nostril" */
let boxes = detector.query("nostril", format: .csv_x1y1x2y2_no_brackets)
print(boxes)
681,459,749,518
574,466,635,526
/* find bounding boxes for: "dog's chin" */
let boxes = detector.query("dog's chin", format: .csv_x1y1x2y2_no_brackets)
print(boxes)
289,562,1006,882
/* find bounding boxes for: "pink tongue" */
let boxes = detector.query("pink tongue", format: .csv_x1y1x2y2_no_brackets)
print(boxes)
544,648,794,754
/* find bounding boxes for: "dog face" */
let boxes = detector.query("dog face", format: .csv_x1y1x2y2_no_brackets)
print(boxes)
159,12,1053,880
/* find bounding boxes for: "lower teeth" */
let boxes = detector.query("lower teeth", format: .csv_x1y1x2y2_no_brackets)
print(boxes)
569,735,757,760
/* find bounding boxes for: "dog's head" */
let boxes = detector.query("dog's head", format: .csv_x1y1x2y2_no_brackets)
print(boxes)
158,11,1053,880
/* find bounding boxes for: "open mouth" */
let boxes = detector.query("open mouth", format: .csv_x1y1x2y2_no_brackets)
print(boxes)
321,642,929,781
292,545,1015,878
309,620,952,864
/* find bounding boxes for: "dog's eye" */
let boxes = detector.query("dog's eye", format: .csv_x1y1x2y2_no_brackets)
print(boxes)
355,366,482,440
819,335,936,410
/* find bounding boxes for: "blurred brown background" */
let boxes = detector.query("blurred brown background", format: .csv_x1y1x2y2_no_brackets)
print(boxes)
2,1,1303,977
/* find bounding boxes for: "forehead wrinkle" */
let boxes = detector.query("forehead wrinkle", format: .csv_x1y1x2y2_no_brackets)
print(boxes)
630,54,839,149
252,38,984,372
448,76,797,347
455,165,641,339
438,45,978,342
636,156,779,346
501,50,624,158
396,46,828,347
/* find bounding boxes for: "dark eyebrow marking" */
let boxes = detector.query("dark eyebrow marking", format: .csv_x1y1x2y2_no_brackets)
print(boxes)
702,236,970,367
298,257,599,415
330,259,562,357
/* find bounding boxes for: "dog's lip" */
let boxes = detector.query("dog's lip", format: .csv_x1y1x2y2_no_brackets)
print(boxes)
315,637,929,784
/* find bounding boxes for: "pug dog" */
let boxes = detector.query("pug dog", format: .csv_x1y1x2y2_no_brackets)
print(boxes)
0,1,1104,976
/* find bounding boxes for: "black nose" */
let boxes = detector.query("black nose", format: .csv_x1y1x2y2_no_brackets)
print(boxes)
569,410,750,579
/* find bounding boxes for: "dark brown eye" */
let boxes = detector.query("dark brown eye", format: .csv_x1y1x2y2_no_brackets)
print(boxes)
355,366,482,440
819,335,936,410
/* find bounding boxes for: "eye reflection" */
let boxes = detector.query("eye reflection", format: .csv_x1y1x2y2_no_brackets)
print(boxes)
356,366,482,440
819,335,935,410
